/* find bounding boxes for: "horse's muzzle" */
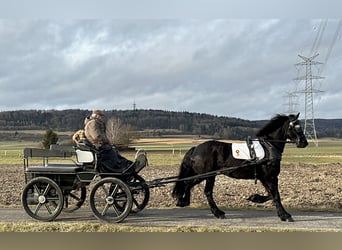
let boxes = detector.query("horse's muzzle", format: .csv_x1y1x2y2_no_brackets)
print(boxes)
296,136,308,148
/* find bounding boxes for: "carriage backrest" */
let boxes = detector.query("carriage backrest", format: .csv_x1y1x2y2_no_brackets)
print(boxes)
75,149,95,163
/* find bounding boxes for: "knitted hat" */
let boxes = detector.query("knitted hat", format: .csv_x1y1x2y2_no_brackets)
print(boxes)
92,109,105,116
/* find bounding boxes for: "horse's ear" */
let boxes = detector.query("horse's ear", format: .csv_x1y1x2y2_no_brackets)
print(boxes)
296,113,300,119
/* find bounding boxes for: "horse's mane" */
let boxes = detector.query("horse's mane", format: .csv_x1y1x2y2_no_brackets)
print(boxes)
256,114,290,137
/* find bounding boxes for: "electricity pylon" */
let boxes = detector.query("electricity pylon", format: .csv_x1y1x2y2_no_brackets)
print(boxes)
284,91,299,114
294,54,324,146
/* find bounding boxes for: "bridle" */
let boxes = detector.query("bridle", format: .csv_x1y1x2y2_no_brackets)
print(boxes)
287,118,305,144
256,118,303,144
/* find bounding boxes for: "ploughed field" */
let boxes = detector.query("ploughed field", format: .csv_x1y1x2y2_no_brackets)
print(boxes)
1,163,341,211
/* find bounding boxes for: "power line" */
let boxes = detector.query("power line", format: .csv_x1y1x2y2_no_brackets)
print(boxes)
319,19,342,74
289,20,340,146
310,20,327,56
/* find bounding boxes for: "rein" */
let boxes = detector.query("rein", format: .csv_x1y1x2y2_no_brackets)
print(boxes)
251,138,295,144
266,139,295,143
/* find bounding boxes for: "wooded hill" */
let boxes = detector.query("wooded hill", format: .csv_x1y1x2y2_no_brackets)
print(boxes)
0,109,341,139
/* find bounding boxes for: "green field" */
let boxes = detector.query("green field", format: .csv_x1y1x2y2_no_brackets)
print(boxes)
282,138,342,164
1,137,341,166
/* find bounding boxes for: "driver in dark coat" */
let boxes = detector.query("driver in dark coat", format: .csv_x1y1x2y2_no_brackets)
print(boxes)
84,109,133,173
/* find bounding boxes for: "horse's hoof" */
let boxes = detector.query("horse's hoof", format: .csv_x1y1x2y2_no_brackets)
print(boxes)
176,200,190,207
280,216,294,222
176,201,184,207
214,213,226,219
287,217,294,222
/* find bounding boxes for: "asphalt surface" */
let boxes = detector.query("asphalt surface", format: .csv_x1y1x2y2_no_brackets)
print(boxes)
0,208,341,231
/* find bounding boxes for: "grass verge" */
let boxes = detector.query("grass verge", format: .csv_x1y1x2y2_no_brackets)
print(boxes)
0,222,339,232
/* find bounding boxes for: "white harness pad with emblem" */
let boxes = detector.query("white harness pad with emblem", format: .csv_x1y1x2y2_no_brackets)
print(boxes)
232,141,265,160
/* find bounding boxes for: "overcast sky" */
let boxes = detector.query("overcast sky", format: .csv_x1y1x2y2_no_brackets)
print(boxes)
0,3,341,120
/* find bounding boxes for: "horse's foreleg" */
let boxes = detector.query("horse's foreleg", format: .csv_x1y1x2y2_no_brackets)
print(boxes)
246,193,272,203
261,178,293,222
204,176,225,219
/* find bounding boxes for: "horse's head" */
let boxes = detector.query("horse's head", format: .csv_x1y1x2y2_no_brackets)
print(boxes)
286,113,308,148
256,113,308,150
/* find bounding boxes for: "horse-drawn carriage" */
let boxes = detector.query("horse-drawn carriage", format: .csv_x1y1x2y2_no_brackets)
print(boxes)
22,143,149,223
22,113,308,223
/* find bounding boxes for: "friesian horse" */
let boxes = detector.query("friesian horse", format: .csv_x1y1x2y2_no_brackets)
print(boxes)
172,113,308,222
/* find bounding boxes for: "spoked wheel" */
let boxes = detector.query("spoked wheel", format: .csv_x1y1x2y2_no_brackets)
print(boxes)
89,177,132,223
128,175,150,213
21,177,64,222
63,186,87,213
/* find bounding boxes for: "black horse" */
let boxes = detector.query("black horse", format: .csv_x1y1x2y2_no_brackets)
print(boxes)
172,113,308,222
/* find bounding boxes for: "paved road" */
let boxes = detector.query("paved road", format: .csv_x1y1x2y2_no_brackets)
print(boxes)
1,208,341,231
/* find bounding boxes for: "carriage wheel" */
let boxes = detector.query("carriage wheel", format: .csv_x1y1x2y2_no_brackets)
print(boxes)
128,175,150,213
89,177,132,223
21,177,64,222
63,186,87,213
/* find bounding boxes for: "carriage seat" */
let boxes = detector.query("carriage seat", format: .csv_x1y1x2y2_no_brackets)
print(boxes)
75,149,95,164
27,165,83,173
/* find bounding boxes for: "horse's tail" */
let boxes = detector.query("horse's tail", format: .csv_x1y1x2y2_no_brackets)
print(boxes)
172,146,196,199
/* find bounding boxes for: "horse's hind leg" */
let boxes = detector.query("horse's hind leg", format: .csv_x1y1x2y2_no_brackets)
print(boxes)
205,176,225,219
177,178,203,207
260,178,293,222
173,165,199,207
172,147,196,206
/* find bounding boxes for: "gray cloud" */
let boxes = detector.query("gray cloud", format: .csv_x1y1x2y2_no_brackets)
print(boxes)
0,19,341,120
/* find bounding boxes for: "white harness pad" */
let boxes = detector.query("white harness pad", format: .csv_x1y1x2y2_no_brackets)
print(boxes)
232,141,265,160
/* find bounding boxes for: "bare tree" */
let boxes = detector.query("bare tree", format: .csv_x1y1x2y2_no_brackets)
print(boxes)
106,117,122,146
106,118,139,148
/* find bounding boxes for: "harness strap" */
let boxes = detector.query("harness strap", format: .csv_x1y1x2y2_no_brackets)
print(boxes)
248,139,282,185
246,136,257,160
262,140,282,161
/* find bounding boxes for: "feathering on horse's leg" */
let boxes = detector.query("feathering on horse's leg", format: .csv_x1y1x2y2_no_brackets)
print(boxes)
204,176,226,219
271,179,294,222
172,162,195,206
172,178,185,199
172,147,195,203
260,177,294,222
172,167,194,207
